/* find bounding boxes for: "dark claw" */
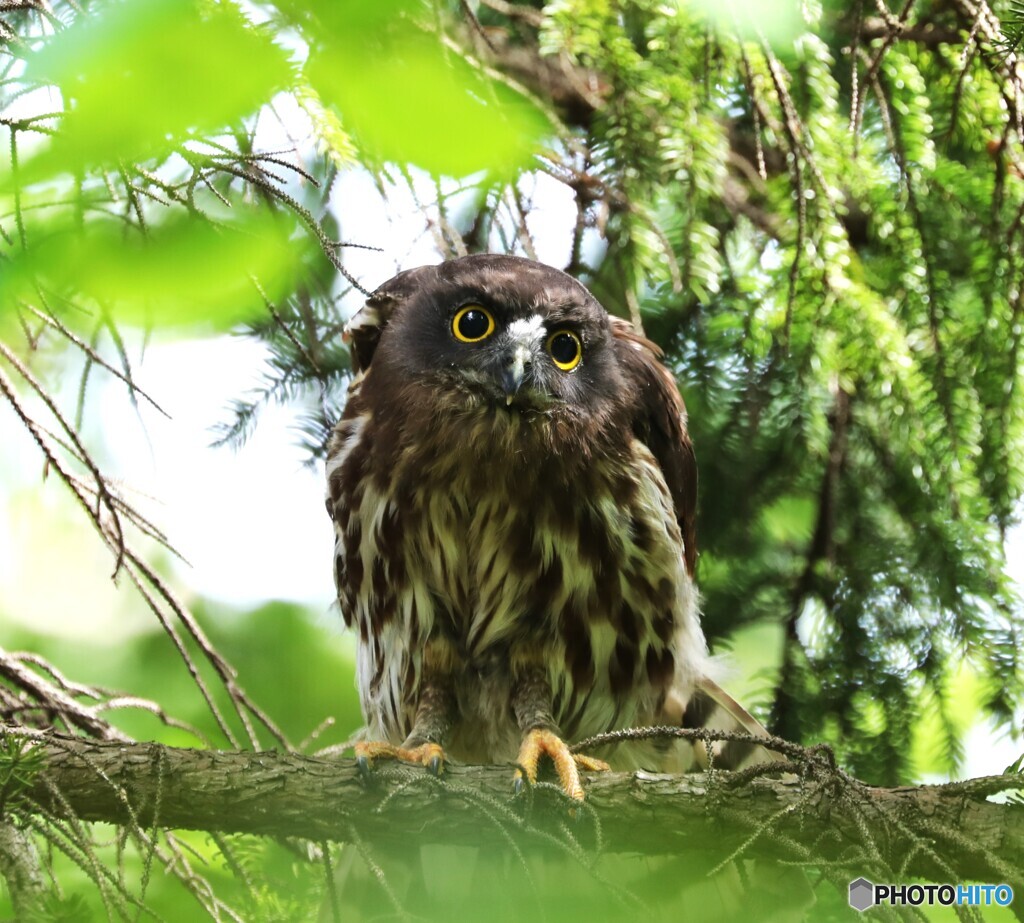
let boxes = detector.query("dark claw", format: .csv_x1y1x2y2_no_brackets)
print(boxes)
356,754,372,777
427,755,443,777
513,775,525,796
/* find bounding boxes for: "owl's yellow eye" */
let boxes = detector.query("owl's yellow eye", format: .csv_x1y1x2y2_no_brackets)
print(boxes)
452,305,495,343
547,330,582,371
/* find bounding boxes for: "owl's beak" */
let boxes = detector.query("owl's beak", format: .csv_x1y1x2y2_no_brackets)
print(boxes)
499,345,532,405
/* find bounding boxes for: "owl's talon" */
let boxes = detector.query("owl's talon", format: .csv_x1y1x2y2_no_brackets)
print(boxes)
352,740,447,776
354,740,392,776
513,728,608,802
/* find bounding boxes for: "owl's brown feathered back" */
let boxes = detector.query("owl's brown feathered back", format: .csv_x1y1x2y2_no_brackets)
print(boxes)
327,254,766,772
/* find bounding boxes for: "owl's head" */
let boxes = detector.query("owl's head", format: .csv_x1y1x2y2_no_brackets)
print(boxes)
347,254,626,414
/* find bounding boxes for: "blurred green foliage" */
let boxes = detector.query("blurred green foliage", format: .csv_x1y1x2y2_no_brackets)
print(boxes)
21,0,293,172
2,208,309,328
302,3,546,176
0,601,360,920
0,600,360,749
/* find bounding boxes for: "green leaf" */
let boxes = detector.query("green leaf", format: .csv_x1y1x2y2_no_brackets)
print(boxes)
20,0,293,175
306,32,546,177
1,209,313,330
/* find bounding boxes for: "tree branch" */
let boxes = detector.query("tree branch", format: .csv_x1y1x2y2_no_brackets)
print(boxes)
4,729,1023,894
0,820,48,918
860,16,964,45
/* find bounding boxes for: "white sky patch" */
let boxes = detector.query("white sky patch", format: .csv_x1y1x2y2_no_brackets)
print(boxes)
961,720,1019,780
123,337,336,608
328,167,579,294
0,335,337,640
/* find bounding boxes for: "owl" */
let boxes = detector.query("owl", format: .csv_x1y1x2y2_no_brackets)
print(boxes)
326,254,772,800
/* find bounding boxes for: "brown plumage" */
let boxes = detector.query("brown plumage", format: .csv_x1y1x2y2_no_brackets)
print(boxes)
326,254,773,795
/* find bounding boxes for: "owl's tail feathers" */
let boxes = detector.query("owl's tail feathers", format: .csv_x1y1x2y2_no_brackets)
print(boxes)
664,676,787,772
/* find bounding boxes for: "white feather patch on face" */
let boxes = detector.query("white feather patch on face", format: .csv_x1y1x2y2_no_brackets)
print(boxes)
506,314,546,347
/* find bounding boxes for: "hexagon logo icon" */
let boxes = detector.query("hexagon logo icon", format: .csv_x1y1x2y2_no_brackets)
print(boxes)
849,878,875,912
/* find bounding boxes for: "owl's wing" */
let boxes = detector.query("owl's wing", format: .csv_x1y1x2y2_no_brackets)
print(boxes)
610,317,698,576
344,265,439,373
610,320,786,770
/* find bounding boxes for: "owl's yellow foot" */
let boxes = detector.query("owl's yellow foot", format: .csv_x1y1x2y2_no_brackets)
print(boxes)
513,728,610,801
354,740,446,777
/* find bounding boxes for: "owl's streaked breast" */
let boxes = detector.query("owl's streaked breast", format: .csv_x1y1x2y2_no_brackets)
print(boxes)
327,394,706,760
